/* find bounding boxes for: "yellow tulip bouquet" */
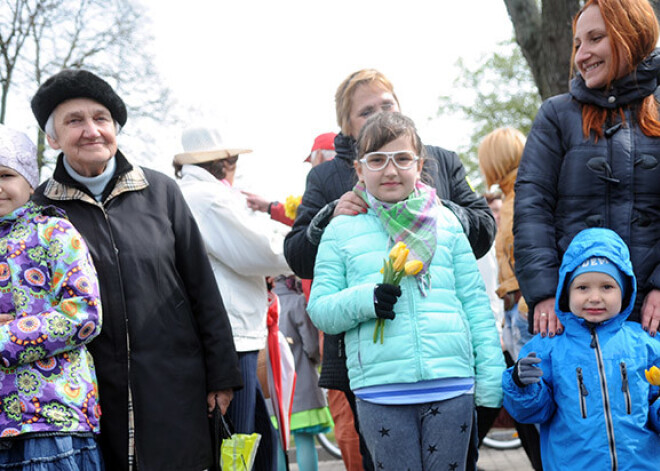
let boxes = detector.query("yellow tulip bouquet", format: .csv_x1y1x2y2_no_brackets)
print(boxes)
374,242,423,344
645,365,660,386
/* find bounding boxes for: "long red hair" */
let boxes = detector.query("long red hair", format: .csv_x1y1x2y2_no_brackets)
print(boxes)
571,0,660,139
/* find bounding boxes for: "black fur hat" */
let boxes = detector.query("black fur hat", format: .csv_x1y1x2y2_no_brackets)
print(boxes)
31,69,127,131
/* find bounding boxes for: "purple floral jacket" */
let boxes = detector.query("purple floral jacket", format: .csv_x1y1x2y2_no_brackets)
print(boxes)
0,202,102,437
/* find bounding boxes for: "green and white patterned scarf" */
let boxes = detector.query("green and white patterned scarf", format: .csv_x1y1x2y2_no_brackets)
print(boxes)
354,180,438,279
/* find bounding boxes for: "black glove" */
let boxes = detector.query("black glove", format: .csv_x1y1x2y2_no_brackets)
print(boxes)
374,283,401,320
512,352,543,388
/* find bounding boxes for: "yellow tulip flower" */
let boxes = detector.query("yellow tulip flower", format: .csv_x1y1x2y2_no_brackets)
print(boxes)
389,242,407,261
392,248,410,272
284,195,302,220
404,260,424,276
374,242,422,344
645,365,660,386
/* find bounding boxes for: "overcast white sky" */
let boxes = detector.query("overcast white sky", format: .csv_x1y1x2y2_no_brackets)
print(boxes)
141,0,514,198
3,1,514,197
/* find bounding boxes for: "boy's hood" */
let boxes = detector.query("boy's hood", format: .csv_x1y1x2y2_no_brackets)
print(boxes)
555,228,636,330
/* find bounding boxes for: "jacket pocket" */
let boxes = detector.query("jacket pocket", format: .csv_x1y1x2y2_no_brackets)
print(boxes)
576,367,589,419
619,362,632,415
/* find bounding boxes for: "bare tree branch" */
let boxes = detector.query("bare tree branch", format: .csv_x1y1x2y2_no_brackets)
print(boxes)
0,0,175,170
0,0,50,122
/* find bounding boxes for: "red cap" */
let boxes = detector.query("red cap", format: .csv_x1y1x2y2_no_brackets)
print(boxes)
305,132,337,162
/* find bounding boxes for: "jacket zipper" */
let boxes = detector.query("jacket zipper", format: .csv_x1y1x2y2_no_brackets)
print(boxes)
101,201,137,466
619,362,631,415
589,326,618,470
576,367,589,419
603,116,626,227
46,175,141,467
407,278,422,379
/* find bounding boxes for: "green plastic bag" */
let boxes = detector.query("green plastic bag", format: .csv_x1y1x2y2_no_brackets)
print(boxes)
220,432,261,471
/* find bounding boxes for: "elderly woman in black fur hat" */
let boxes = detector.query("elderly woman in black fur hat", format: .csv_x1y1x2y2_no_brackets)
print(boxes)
30,69,243,471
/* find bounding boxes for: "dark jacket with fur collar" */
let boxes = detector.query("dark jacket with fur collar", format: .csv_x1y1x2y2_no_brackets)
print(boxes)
33,151,242,471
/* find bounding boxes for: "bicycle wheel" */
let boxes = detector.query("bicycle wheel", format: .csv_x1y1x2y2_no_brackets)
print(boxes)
481,428,522,450
316,432,342,459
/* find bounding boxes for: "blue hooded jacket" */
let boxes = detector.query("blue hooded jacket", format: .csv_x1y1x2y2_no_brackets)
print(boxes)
503,228,660,471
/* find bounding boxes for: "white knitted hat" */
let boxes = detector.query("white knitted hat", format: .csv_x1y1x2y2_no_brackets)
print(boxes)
0,125,39,188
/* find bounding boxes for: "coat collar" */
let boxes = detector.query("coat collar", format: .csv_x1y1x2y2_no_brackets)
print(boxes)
570,48,660,109
180,164,224,184
334,133,358,164
43,149,148,205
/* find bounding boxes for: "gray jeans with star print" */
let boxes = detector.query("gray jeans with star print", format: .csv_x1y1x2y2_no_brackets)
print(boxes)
356,394,474,470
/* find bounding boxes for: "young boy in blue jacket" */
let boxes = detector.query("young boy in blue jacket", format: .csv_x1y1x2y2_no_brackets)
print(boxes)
502,228,660,471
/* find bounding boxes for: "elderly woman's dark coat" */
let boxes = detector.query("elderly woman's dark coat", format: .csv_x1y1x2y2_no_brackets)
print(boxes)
33,151,242,471
514,50,660,323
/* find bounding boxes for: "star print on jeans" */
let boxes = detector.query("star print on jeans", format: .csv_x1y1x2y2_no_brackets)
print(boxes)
460,422,468,433
427,444,437,454
377,462,384,469
448,463,458,470
379,426,390,437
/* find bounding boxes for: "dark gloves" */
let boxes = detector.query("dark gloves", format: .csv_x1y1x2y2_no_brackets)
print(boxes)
374,283,401,320
512,352,543,388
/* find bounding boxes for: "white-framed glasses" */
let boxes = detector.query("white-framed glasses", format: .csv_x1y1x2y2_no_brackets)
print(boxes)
359,151,420,171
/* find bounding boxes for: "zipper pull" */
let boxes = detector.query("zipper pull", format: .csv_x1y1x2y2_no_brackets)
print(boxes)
620,362,628,392
576,367,589,397
576,367,589,419
604,122,623,138
620,361,632,414
587,323,598,349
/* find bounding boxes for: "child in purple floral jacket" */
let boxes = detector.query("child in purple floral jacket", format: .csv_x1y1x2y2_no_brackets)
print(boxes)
0,125,103,470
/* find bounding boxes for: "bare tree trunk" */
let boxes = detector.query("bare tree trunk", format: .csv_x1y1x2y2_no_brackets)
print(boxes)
0,82,8,123
36,129,46,173
504,0,580,99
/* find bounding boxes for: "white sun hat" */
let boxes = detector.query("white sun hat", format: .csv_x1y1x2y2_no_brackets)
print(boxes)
173,126,252,165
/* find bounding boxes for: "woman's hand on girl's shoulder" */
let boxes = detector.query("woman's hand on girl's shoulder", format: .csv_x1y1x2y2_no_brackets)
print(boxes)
0,314,13,327
333,191,368,218
641,289,660,336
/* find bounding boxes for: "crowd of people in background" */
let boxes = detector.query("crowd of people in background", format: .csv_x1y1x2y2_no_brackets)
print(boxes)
0,0,659,470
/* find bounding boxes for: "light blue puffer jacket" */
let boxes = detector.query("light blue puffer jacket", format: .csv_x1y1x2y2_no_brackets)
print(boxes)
307,206,504,407
503,228,660,471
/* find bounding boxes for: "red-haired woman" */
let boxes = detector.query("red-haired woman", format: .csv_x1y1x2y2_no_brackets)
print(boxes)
514,0,660,339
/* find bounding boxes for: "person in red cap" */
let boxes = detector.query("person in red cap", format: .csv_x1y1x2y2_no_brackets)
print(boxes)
244,132,337,226
245,134,367,470
304,132,337,167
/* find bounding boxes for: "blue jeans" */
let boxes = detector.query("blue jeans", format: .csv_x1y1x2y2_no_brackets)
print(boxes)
356,394,474,471
226,351,278,471
0,435,103,470
502,304,534,360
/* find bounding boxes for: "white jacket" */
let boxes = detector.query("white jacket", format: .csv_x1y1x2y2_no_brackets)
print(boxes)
178,165,291,351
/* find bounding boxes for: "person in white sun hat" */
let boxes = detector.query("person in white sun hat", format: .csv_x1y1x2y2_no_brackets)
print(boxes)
174,126,292,471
